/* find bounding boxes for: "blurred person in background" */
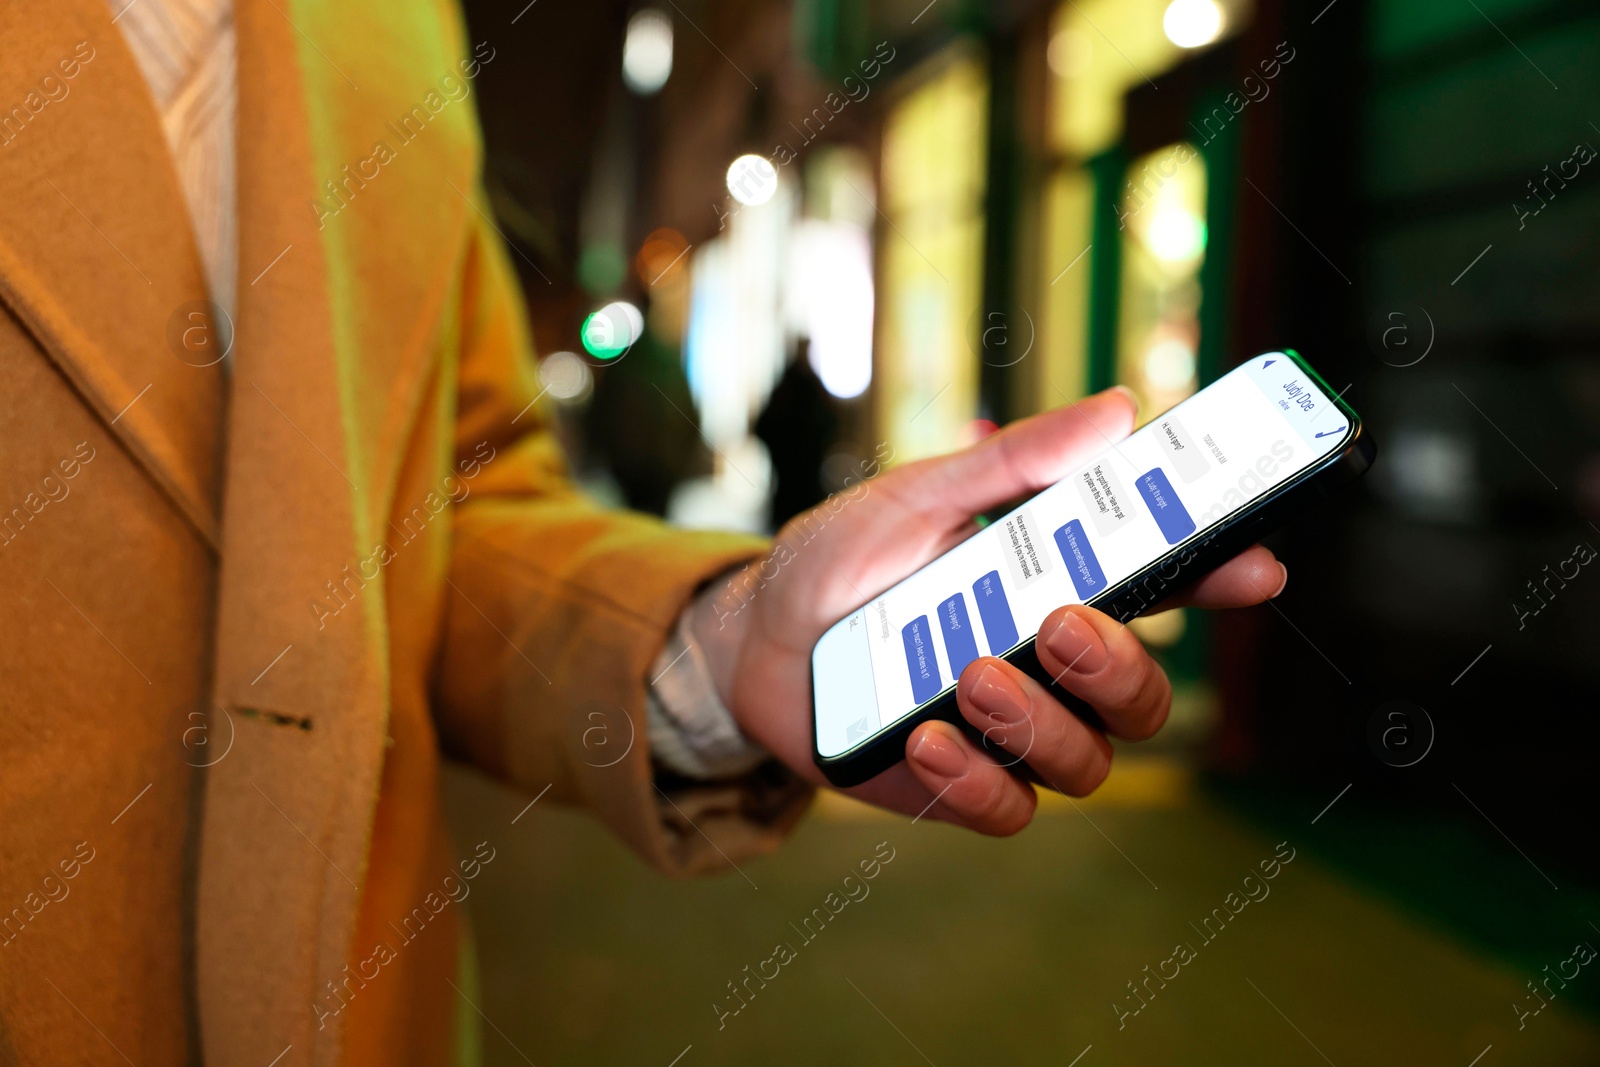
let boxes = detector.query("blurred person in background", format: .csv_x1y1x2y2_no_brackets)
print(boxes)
0,1,1288,1064
586,324,705,515
755,336,841,528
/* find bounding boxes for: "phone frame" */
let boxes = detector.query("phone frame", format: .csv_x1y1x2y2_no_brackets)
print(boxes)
810,349,1375,788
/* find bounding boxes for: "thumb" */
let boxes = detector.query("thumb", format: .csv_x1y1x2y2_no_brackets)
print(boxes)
888,386,1138,523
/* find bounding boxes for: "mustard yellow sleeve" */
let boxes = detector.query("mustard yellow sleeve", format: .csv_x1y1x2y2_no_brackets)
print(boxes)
432,206,812,875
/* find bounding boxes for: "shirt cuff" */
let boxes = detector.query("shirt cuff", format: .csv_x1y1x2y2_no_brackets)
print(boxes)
646,589,768,780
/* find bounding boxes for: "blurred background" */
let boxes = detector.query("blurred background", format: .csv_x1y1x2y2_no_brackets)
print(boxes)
440,0,1600,1062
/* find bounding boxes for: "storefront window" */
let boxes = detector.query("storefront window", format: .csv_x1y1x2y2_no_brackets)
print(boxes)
876,47,988,463
1039,168,1094,408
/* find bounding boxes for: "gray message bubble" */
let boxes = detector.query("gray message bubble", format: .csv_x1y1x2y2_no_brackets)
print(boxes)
1154,415,1210,483
1074,462,1135,537
999,506,1053,589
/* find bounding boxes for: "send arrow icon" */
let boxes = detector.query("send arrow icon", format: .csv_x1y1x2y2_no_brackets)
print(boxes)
1262,358,1276,368
847,717,872,742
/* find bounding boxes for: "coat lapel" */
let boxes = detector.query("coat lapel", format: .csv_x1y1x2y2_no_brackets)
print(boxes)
0,0,224,546
1,0,485,1059
200,0,479,1063
198,0,381,1061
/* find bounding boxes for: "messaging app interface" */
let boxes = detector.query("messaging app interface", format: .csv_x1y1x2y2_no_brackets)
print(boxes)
814,355,1350,758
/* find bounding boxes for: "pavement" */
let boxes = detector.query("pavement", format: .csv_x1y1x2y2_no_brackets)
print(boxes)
442,757,1600,1066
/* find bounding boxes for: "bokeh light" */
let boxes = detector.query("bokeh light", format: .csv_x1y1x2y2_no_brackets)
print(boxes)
636,227,690,287
539,350,593,402
1163,0,1224,48
1147,205,1207,263
622,9,673,95
1046,28,1088,79
581,301,644,360
726,154,778,206
1143,336,1197,391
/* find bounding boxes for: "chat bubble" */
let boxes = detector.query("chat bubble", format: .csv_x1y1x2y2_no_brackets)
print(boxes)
972,571,1019,653
1154,415,1210,483
1054,519,1108,600
1136,467,1197,544
937,593,979,679
901,615,941,704
1074,461,1135,536
998,506,1053,589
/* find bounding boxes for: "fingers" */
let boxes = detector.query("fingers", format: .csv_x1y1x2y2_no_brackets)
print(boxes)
1035,605,1173,741
905,720,1038,836
902,653,1119,835
955,658,1113,796
890,387,1138,523
1160,545,1288,610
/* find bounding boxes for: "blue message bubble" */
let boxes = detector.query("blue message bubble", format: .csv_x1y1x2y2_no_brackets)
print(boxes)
1054,519,1108,600
972,570,1019,653
901,615,942,704
1136,467,1196,544
938,594,980,680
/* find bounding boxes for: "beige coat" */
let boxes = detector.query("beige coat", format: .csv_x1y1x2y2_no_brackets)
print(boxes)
0,1,807,1063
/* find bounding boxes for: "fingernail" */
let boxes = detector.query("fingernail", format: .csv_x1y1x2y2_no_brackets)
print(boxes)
1271,563,1289,598
1042,610,1108,674
970,664,1028,726
910,726,969,779
1108,384,1139,415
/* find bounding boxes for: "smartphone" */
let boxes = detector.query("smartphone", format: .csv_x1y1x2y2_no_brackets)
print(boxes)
810,350,1374,787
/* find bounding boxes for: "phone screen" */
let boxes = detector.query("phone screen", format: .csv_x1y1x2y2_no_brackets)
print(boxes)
812,353,1353,759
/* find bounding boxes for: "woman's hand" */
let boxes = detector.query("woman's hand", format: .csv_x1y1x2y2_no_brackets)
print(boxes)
691,387,1287,834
